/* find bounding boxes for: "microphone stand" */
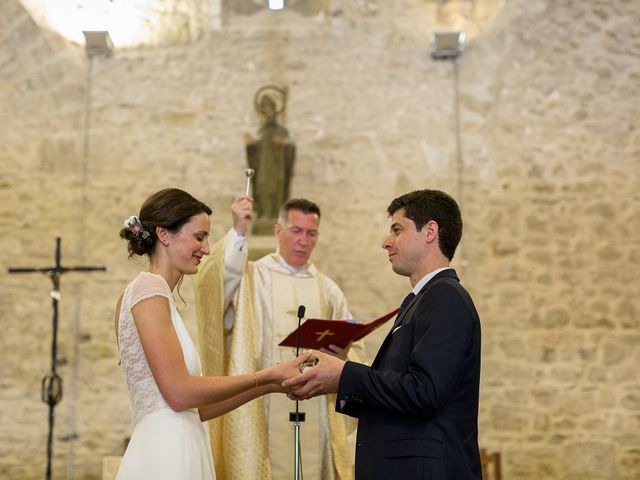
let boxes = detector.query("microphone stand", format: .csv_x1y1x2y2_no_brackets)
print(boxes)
289,305,306,480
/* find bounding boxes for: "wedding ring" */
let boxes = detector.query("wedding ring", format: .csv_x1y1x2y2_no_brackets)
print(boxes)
299,358,318,373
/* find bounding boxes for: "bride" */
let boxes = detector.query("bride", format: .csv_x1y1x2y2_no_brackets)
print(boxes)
114,188,308,479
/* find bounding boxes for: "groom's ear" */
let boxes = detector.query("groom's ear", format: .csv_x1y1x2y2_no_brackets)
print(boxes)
421,220,439,245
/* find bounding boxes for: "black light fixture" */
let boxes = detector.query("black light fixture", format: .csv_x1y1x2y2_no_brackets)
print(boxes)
430,31,465,59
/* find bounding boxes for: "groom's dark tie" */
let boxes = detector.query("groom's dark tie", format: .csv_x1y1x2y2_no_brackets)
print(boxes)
393,292,416,329
398,292,416,316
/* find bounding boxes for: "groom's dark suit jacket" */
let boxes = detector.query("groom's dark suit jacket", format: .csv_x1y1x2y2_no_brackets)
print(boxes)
336,269,481,480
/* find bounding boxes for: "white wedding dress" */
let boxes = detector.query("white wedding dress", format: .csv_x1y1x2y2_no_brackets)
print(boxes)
116,272,216,480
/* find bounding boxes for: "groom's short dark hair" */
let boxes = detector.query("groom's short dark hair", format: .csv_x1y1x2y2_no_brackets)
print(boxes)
387,189,462,261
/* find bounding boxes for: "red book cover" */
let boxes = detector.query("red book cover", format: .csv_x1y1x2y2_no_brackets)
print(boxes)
278,308,400,350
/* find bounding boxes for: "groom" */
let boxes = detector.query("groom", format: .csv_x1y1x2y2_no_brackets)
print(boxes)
284,189,482,480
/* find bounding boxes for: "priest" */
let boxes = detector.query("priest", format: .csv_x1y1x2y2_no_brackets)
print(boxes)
194,194,362,480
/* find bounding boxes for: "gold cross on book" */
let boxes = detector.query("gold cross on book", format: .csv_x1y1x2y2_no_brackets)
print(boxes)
315,329,335,342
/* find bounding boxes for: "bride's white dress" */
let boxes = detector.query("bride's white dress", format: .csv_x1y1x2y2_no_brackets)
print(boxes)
116,272,215,480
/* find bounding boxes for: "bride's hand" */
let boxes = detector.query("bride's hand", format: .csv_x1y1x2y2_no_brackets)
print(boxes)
265,350,314,386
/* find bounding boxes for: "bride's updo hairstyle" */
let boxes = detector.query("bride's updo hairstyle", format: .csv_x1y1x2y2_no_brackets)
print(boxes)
120,188,212,258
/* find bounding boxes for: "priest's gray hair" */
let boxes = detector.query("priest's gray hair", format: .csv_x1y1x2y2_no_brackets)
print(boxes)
277,198,321,225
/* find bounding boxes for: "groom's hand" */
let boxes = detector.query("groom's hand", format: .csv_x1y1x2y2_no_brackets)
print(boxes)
283,350,345,400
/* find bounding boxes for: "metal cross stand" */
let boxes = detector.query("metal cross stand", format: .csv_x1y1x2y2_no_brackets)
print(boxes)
8,237,106,480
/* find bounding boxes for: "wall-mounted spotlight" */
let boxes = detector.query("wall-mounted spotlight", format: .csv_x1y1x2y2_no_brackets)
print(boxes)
430,31,465,60
82,31,113,57
268,0,284,10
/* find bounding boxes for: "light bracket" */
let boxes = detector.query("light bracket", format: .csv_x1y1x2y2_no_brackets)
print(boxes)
82,31,113,57
430,31,465,59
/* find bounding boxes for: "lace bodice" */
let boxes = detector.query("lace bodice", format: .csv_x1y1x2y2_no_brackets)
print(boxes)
118,272,202,426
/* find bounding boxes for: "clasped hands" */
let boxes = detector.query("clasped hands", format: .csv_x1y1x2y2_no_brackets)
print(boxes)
272,346,347,400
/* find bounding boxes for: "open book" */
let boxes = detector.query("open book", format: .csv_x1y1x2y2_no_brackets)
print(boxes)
278,308,400,350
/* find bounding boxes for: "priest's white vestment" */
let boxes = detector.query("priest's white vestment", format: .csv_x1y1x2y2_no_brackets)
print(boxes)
194,230,359,480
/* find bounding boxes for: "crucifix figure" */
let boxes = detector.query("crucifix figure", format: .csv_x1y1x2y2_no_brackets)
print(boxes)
8,237,106,480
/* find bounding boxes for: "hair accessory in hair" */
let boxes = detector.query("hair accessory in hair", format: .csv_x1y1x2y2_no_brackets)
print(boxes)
123,215,150,239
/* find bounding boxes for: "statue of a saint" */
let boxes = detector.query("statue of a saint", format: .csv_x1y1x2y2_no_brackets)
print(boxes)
245,85,296,233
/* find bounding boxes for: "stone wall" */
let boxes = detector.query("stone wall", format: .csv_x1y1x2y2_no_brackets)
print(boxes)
0,0,638,478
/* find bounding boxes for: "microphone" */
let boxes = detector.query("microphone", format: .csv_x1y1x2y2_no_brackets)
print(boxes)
291,306,307,476
295,305,306,356
295,306,318,373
